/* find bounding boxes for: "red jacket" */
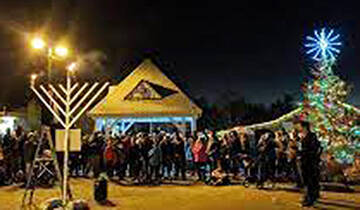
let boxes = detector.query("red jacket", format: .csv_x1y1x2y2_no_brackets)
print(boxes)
105,145,115,161
192,140,207,163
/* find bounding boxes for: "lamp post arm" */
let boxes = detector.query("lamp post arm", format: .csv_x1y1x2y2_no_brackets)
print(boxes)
31,86,66,128
69,82,109,128
70,83,89,105
69,83,99,116
49,84,66,106
40,85,67,118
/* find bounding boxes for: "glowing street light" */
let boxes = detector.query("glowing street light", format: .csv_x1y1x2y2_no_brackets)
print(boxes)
55,46,68,57
31,37,45,49
30,36,71,80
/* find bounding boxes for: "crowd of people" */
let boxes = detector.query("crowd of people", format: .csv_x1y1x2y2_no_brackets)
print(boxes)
68,126,312,186
0,121,360,206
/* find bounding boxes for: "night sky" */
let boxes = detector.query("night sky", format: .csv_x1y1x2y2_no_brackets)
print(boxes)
0,0,360,108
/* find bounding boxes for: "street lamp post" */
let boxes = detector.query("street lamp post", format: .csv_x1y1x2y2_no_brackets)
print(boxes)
31,36,71,126
31,37,68,80
30,66,109,205
48,47,53,80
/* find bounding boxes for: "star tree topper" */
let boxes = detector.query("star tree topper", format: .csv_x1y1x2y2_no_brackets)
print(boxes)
305,28,342,62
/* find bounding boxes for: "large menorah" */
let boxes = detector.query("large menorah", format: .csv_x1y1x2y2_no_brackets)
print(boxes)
30,66,109,205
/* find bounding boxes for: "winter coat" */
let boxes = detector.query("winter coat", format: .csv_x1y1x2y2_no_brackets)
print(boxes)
161,141,174,161
104,145,115,161
192,140,207,163
148,145,162,166
300,132,321,166
23,137,37,163
230,139,242,158
173,140,185,160
257,134,277,162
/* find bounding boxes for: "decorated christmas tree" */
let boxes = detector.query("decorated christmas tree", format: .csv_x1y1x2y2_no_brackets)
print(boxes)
220,28,360,163
302,28,360,163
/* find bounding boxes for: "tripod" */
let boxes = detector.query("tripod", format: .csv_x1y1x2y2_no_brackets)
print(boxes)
21,128,72,209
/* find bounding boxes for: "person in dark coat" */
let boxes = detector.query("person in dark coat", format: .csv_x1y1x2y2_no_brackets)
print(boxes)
160,134,174,179
172,132,186,180
229,131,242,177
23,132,38,182
206,130,220,174
17,127,26,173
118,135,131,179
256,131,277,188
0,147,7,185
129,136,141,181
2,129,12,152
2,129,13,180
140,134,152,180
219,134,231,174
88,132,105,178
295,120,322,207
148,136,162,183
113,135,127,180
81,135,91,177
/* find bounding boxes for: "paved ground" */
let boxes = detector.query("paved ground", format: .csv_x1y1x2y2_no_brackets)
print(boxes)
2,179,359,210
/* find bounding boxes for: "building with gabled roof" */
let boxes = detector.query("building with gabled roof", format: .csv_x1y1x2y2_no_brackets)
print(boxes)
88,59,202,134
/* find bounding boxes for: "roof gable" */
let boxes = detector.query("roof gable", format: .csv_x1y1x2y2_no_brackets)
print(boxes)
89,59,202,117
124,80,178,101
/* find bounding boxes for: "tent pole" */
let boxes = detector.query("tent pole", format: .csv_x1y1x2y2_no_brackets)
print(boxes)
191,117,196,134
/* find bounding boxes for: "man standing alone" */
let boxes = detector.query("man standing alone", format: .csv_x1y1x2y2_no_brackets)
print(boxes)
295,120,322,207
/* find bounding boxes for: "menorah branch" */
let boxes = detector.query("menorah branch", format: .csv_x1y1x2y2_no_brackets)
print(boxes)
69,82,109,128
69,83,99,116
70,83,79,94
49,84,67,106
40,85,67,118
31,86,66,127
70,83,89,105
